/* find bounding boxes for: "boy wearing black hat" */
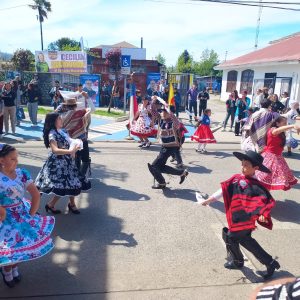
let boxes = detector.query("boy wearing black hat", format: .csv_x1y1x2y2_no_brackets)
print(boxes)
200,150,280,280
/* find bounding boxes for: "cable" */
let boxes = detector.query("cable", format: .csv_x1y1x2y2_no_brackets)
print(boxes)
0,4,28,12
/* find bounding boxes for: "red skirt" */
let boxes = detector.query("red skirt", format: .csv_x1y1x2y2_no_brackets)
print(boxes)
191,125,216,143
256,151,297,191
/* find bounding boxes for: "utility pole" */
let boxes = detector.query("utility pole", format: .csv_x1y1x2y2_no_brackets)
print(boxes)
255,0,263,49
224,50,228,62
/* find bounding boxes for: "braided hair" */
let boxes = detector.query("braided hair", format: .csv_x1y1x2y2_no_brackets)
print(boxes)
43,113,60,148
0,144,16,158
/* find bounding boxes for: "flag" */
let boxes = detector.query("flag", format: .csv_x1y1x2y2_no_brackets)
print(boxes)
168,84,175,107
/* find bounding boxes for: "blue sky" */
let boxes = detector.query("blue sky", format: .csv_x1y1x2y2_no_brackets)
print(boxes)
1,0,299,65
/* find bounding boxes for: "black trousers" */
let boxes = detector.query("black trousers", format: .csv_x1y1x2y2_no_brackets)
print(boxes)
199,101,207,117
223,228,273,266
150,147,184,184
223,109,235,129
234,115,244,135
188,101,197,120
75,140,90,176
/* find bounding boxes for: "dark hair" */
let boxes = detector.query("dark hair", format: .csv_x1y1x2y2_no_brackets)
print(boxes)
0,144,16,158
55,80,60,84
43,113,60,148
233,90,239,100
261,98,272,108
271,116,286,147
204,108,211,115
78,83,83,87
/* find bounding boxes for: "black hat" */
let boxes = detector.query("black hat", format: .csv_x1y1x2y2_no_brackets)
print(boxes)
233,150,271,173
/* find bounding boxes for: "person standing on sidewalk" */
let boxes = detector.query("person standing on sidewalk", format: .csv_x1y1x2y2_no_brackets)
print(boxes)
24,83,41,126
222,92,236,131
1,82,16,135
49,80,63,110
148,101,188,189
186,84,198,122
234,91,250,136
197,87,210,117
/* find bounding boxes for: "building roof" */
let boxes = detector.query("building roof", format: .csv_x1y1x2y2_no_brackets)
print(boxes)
93,41,138,49
216,32,300,70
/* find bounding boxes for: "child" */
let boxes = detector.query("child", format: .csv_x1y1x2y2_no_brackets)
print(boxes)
191,108,216,153
35,113,90,215
200,150,280,280
281,101,300,156
0,144,54,288
255,116,299,190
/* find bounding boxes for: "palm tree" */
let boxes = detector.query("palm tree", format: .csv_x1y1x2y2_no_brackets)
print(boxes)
29,0,52,50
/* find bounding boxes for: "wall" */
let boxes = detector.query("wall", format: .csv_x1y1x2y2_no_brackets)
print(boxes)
220,63,300,102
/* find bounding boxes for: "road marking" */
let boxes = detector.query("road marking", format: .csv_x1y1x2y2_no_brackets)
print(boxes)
89,121,128,139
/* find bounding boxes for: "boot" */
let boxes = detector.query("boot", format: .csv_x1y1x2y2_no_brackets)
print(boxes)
263,259,280,279
222,228,244,268
80,162,90,177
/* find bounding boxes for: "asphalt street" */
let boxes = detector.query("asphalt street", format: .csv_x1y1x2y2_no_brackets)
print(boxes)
1,98,300,300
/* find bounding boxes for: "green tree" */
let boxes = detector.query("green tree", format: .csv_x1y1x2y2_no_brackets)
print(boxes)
11,49,35,71
48,37,81,51
175,50,194,73
29,0,52,50
194,49,220,76
155,53,166,65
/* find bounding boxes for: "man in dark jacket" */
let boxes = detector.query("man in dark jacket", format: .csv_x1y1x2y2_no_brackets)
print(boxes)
198,87,210,117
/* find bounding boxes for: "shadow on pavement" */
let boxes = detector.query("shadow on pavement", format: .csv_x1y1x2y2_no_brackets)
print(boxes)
162,188,199,202
0,158,137,299
272,199,300,224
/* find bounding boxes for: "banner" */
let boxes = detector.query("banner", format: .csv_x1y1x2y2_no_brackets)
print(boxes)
146,73,161,96
35,51,87,73
80,74,101,107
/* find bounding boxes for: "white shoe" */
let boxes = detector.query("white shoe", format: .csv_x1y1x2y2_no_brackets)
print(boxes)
221,128,226,132
229,128,232,132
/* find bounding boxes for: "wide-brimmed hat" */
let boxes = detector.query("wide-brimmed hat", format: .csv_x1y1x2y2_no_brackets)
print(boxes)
62,98,77,106
233,150,271,173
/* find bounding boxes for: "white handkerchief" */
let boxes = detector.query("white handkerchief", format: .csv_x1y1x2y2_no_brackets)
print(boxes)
195,191,208,204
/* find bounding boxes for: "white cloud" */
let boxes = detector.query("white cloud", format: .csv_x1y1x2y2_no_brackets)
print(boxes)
1,0,299,65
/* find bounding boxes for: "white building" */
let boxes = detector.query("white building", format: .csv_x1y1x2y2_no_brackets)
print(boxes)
215,32,300,102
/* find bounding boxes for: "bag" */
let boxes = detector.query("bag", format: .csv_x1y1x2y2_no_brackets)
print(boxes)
17,107,25,120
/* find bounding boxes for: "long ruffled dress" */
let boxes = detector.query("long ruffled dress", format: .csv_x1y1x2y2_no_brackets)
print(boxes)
130,104,157,138
256,128,297,190
0,169,54,267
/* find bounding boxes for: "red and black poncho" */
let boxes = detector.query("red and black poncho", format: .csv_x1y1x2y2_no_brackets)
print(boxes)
221,174,275,232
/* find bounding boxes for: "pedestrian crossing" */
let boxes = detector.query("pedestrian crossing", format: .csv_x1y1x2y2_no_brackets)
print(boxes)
88,120,129,140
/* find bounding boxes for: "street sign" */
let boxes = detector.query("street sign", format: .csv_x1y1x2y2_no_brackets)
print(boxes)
121,55,131,75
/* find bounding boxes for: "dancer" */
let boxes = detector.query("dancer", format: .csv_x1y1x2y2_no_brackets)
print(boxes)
35,113,89,215
255,116,299,191
0,144,54,287
147,103,188,189
282,100,300,156
200,150,280,280
191,108,216,153
130,96,157,148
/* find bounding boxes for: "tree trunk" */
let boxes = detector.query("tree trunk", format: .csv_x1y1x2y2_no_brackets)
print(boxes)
38,7,44,50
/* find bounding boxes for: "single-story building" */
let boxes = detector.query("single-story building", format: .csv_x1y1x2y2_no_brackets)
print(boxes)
215,32,300,102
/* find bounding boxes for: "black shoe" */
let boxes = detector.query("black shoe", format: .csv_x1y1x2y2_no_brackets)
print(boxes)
68,203,80,214
13,274,21,283
152,183,166,189
45,204,61,214
263,260,280,279
287,151,292,156
224,261,244,270
1,270,15,288
179,170,188,184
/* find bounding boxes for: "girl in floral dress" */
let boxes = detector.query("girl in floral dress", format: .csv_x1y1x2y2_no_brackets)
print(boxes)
0,144,54,288
255,116,299,190
35,113,90,215
130,96,157,148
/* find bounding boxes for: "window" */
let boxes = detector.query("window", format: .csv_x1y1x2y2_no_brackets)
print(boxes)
240,69,254,94
226,70,238,92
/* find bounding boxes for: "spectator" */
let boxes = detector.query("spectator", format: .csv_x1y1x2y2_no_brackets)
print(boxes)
1,82,16,134
222,92,236,131
112,80,120,109
186,83,198,122
174,87,181,118
49,80,63,110
24,83,41,126
270,94,285,113
197,87,210,117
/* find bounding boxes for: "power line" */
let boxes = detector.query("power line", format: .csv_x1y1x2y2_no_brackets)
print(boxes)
0,4,28,12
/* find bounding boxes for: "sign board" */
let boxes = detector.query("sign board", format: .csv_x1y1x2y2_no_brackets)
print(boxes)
121,55,131,75
35,51,87,74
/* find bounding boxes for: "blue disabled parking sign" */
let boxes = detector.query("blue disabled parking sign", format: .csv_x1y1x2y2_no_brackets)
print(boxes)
121,55,131,67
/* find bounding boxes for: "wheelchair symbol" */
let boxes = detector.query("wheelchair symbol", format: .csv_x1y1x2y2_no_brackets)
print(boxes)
122,58,129,67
